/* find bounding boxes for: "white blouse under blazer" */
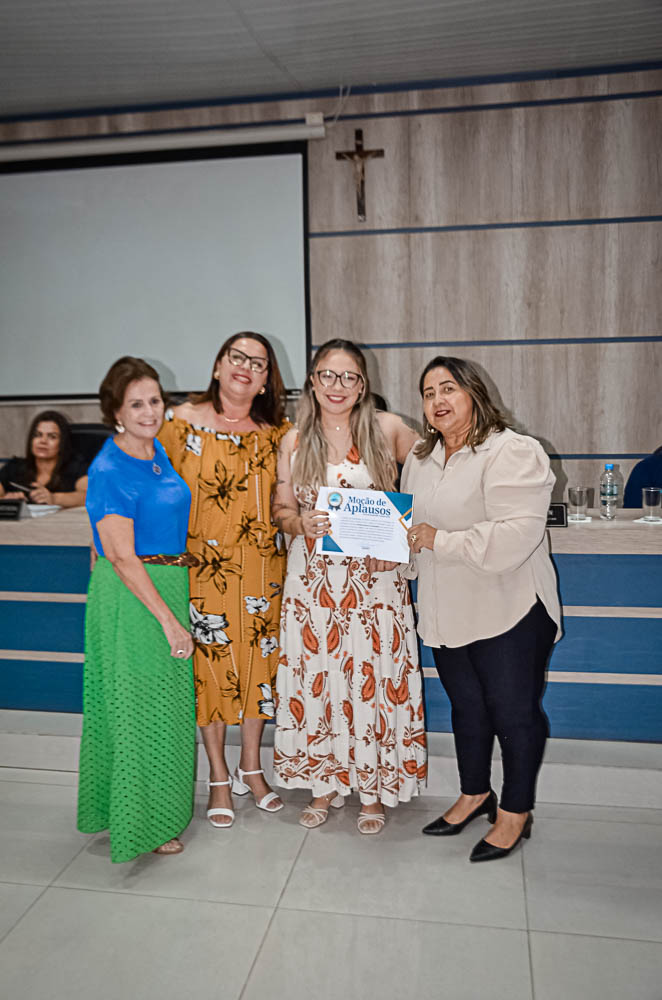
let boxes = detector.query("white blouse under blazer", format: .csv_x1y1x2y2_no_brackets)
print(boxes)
401,428,562,649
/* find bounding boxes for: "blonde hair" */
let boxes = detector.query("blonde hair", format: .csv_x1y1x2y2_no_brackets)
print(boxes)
292,340,396,490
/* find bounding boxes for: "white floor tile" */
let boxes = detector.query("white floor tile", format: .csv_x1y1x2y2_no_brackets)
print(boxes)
532,802,662,825
536,762,662,809
56,797,307,906
0,886,271,1000
524,818,662,941
0,781,88,884
530,930,662,1000
0,883,44,941
0,767,78,786
244,908,533,1000
280,804,528,929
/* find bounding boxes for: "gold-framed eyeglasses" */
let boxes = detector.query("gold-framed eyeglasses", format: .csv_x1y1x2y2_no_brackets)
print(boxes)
226,347,269,374
314,369,364,389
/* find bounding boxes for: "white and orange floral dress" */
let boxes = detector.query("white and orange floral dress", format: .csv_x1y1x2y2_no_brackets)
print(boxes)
274,446,427,806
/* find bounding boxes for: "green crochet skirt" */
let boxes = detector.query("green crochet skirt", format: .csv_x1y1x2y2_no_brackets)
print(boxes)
77,558,196,863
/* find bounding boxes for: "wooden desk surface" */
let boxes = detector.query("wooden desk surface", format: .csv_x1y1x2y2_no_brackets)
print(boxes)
1,506,660,555
549,508,662,555
0,507,92,547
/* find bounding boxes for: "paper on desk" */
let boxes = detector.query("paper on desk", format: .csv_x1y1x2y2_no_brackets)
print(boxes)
27,504,61,518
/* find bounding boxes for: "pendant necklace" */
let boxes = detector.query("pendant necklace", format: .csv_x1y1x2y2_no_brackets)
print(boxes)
117,437,162,474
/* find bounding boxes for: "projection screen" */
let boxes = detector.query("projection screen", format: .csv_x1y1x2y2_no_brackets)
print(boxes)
0,147,308,397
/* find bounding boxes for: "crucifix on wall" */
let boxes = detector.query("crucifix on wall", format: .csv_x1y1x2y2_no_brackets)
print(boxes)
335,129,384,222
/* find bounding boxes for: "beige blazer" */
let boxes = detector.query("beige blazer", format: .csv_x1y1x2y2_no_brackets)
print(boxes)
401,428,562,648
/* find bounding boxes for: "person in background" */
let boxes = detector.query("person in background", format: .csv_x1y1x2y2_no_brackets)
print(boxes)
159,333,290,829
403,356,561,862
272,339,426,835
0,410,88,506
623,447,662,507
77,357,196,861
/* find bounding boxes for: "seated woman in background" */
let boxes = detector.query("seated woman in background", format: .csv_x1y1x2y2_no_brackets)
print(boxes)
623,446,662,507
0,410,88,506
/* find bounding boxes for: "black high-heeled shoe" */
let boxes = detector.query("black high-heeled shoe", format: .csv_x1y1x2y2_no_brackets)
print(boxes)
469,812,533,862
422,789,497,836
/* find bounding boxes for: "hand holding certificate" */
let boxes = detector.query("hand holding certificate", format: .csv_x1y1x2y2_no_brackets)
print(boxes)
315,486,413,562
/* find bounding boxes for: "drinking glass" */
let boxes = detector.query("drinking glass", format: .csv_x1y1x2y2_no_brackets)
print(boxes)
568,486,589,521
642,487,662,522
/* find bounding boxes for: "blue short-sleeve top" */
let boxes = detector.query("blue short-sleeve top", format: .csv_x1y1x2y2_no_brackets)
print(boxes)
86,438,191,558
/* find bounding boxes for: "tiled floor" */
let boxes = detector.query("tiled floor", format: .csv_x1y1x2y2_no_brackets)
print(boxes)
0,773,661,1000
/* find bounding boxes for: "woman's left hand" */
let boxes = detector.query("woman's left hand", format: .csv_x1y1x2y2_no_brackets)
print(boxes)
408,522,437,553
29,485,54,505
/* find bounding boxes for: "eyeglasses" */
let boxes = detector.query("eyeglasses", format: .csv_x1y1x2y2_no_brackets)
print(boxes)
314,369,364,390
226,347,269,374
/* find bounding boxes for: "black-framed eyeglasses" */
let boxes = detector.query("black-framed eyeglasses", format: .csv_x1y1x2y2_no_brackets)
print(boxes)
314,369,364,389
226,347,269,374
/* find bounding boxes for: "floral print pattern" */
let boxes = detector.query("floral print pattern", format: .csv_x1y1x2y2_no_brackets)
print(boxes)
245,595,271,614
257,682,276,718
160,410,290,725
185,433,202,457
189,605,231,646
274,450,427,806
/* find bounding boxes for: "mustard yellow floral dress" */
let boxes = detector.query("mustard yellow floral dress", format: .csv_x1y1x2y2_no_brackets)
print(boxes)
159,410,290,726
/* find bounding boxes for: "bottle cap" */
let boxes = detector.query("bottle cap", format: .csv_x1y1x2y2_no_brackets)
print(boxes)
605,463,614,470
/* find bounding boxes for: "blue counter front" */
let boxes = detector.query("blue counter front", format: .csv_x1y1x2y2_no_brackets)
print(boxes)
1,508,661,741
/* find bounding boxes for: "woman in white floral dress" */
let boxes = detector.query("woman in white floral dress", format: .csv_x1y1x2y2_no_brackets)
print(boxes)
273,340,427,834
160,333,290,827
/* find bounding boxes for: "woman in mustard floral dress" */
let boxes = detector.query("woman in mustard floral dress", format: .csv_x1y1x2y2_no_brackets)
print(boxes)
159,333,289,827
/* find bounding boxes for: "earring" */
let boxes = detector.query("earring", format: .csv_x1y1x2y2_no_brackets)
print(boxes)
115,421,125,434
425,422,435,434
259,387,266,395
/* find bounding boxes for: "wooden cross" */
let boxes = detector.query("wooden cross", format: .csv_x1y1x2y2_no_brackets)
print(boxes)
335,129,384,222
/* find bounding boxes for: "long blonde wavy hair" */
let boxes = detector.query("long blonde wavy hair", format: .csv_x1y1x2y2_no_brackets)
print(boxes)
292,339,396,491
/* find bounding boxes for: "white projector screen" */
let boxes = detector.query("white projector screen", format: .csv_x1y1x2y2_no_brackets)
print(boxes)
0,149,307,396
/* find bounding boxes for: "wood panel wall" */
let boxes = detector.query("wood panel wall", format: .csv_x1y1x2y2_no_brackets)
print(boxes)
2,68,661,498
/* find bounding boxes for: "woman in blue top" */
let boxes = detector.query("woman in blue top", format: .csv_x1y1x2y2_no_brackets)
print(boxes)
77,357,196,862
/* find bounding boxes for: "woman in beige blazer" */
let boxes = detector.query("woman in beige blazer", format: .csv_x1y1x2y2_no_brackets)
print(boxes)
402,356,561,862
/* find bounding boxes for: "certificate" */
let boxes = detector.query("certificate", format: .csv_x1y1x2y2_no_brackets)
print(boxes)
315,486,413,562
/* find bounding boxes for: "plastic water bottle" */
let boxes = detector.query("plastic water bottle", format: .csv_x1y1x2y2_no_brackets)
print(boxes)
599,463,618,520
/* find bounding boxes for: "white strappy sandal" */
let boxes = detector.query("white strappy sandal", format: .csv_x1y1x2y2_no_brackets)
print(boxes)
207,777,235,828
299,793,345,829
357,810,386,835
232,766,284,812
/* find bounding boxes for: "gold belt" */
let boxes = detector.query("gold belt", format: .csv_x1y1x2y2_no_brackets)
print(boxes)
139,553,199,568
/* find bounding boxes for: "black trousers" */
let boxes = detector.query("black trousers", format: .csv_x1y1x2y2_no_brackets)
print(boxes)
432,598,557,813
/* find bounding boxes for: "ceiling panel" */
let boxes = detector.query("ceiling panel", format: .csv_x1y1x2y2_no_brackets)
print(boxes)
2,0,662,117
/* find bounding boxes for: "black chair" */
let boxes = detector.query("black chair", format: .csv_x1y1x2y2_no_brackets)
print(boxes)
70,424,113,469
